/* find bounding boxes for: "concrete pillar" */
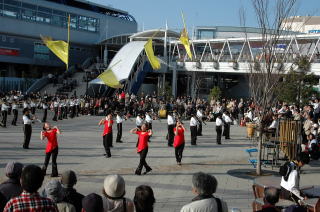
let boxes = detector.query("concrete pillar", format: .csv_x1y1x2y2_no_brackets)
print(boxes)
191,71,196,99
187,74,190,97
172,65,177,97
103,44,108,65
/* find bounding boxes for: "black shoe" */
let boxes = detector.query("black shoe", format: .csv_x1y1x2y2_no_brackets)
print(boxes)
116,141,123,143
217,143,221,145
106,154,111,158
135,170,141,175
50,174,58,177
168,144,173,147
143,168,152,175
191,143,197,146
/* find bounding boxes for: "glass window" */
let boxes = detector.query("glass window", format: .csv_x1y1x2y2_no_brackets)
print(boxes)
22,3,37,10
52,9,65,16
3,5,20,18
79,15,88,30
4,0,20,6
34,43,49,60
52,15,66,27
21,8,36,21
88,17,97,32
69,14,77,29
36,12,51,23
38,6,52,14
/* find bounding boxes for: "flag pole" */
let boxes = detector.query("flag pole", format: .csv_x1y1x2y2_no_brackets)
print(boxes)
181,11,187,30
67,14,70,70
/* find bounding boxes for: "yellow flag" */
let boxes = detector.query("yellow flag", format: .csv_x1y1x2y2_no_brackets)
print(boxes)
98,69,123,89
41,36,69,65
180,28,192,60
144,39,161,70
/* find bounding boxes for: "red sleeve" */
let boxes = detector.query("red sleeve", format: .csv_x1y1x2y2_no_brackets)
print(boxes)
43,131,49,137
136,131,140,135
174,128,177,133
53,128,58,133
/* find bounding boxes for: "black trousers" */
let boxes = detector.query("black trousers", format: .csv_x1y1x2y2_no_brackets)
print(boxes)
175,143,185,163
280,187,301,204
42,147,58,177
70,106,75,118
23,124,32,149
216,126,222,144
1,111,7,127
12,109,18,125
53,107,58,121
58,107,63,120
168,124,175,146
63,107,68,119
116,123,122,142
223,123,230,139
136,148,151,174
42,109,47,122
197,121,203,135
31,107,36,115
103,133,112,157
190,126,197,145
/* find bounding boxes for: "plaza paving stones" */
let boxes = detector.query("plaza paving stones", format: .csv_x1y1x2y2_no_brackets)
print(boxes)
0,111,319,212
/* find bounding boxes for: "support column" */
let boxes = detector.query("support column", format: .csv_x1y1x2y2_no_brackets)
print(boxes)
172,65,177,97
162,73,166,95
103,44,108,65
191,71,196,100
187,74,190,97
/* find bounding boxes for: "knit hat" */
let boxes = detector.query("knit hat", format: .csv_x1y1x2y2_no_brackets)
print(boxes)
103,174,125,198
44,179,65,203
61,170,77,188
82,193,103,212
5,161,23,179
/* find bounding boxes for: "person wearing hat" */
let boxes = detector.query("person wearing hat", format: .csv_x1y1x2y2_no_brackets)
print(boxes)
0,161,23,207
61,170,84,212
215,114,223,145
102,174,134,212
115,111,124,143
11,100,18,126
167,111,175,147
82,193,103,212
22,108,34,149
42,179,76,212
1,99,9,127
99,113,114,158
190,113,198,145
136,113,144,130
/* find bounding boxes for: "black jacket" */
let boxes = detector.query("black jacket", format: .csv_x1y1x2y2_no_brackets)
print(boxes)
63,188,84,212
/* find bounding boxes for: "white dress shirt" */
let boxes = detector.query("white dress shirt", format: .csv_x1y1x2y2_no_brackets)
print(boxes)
167,115,175,125
136,116,144,126
269,120,279,129
12,103,18,110
42,103,48,109
23,102,30,109
190,117,198,126
197,110,203,119
280,163,303,200
116,115,124,124
1,103,9,111
145,114,152,123
23,115,32,125
215,117,223,126
222,114,232,123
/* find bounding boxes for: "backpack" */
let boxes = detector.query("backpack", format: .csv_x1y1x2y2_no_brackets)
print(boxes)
279,161,296,181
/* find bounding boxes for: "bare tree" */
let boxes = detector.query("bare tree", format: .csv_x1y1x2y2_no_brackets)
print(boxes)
242,0,299,175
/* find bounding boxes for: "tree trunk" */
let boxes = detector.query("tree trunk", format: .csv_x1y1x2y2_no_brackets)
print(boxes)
256,130,263,175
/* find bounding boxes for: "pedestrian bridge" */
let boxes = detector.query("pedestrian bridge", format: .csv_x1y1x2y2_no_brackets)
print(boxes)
169,33,320,75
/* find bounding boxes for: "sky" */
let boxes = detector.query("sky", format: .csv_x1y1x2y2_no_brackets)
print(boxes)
90,0,320,32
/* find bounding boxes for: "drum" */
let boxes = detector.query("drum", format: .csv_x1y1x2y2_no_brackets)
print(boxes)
159,109,167,118
246,123,256,138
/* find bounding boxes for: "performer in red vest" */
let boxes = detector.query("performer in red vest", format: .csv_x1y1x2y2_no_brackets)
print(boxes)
130,124,152,175
99,113,113,158
40,122,61,177
174,120,186,165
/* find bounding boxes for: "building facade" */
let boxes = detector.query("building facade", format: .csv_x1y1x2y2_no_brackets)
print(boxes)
0,0,137,81
282,16,320,34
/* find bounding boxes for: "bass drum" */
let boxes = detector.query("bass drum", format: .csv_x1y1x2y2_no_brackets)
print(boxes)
159,109,167,118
